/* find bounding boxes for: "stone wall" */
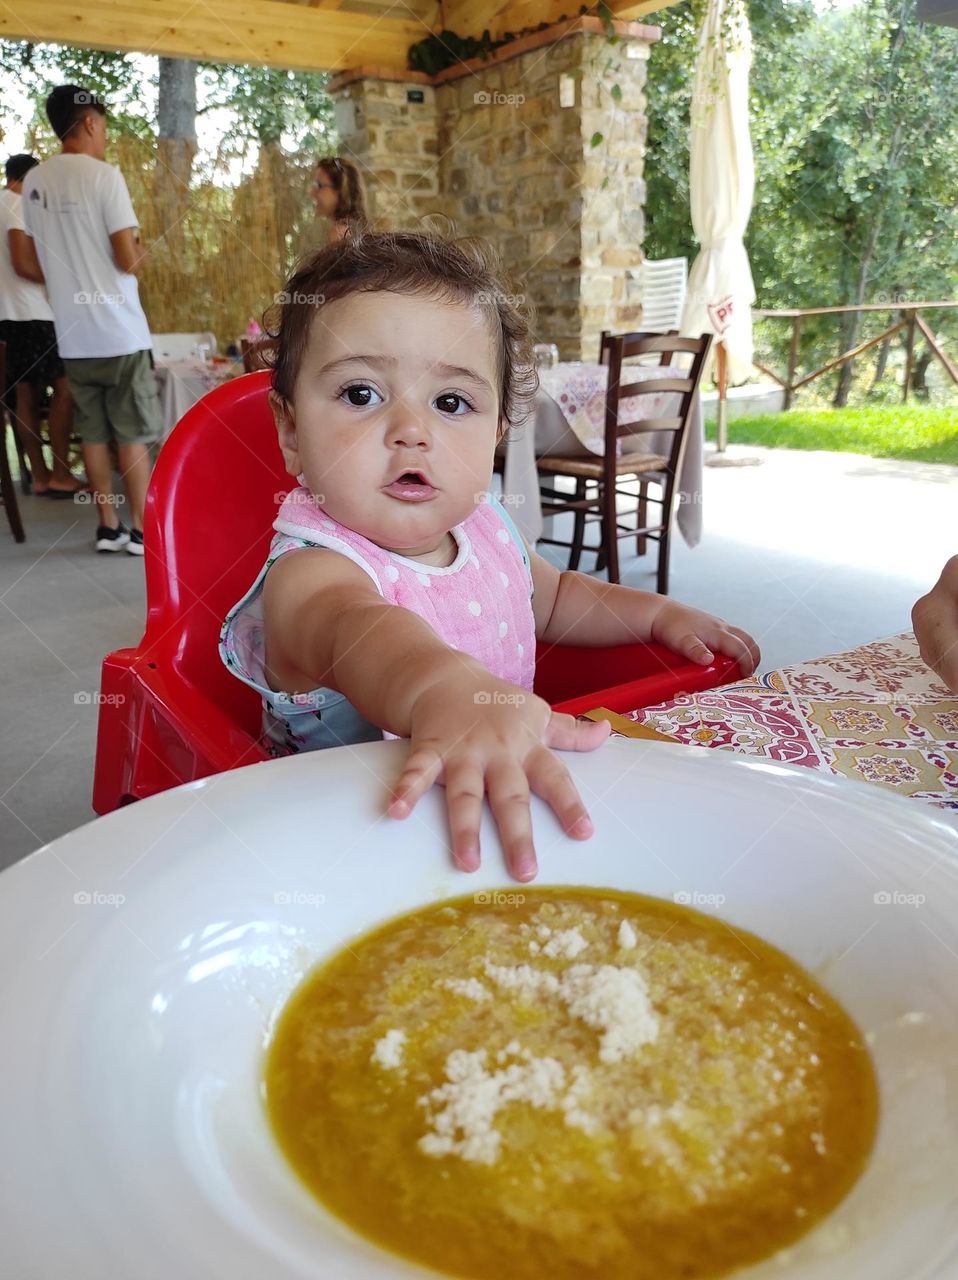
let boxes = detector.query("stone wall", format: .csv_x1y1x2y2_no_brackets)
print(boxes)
328,17,659,361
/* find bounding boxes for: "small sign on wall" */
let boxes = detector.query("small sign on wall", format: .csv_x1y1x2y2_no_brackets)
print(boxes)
334,98,356,137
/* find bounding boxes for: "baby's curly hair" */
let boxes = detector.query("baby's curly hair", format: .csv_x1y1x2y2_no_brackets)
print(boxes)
265,221,539,430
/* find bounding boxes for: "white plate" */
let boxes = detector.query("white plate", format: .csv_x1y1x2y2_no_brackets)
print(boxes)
2,738,958,1280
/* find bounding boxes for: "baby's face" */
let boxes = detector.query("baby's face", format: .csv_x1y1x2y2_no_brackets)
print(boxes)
274,291,502,558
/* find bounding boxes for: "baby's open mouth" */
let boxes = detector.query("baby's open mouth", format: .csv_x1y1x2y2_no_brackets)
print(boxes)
384,471,437,501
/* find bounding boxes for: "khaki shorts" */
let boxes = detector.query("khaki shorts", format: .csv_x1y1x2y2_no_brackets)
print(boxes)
62,349,162,446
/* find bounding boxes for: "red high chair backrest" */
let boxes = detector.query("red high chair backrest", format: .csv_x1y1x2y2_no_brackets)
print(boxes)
143,369,292,739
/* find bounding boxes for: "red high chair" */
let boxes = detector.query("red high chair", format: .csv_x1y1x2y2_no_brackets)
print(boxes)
92,371,740,814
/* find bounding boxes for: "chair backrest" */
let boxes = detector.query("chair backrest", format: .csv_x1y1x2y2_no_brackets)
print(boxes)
141,370,294,736
599,328,675,368
636,257,688,333
152,331,217,361
602,331,712,484
241,337,279,373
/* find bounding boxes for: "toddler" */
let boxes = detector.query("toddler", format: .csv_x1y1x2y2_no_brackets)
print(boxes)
221,229,759,881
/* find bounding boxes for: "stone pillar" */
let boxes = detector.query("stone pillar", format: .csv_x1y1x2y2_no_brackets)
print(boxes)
328,17,659,360
327,70,440,228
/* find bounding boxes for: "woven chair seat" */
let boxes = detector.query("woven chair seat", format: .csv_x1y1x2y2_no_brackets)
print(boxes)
536,450,668,479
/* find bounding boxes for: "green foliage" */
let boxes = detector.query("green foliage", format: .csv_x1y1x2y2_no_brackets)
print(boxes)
0,40,153,147
0,41,334,155
704,404,958,464
196,64,334,149
407,12,590,76
646,0,958,405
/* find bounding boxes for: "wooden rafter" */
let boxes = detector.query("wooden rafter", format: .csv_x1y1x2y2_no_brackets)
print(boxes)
439,0,676,41
0,0,425,72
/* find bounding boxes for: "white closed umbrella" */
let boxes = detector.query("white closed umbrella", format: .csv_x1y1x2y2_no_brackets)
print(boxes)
680,0,756,452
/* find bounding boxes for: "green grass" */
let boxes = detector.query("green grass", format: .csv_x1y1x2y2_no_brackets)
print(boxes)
704,405,958,465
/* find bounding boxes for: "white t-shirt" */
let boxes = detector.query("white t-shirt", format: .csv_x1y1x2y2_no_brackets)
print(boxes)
0,189,54,323
21,153,152,359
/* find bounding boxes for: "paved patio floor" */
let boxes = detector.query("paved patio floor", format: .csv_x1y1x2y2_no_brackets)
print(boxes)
0,443,953,868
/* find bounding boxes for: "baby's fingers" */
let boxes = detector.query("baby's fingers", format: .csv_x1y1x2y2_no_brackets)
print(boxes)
544,712,612,752
672,630,715,664
526,746,594,840
444,757,485,872
486,760,537,883
725,625,761,676
389,745,444,818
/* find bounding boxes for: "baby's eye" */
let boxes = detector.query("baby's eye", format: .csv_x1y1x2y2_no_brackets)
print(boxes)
340,383,383,408
435,392,473,416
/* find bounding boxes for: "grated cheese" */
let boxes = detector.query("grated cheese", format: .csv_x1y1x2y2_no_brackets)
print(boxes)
418,1047,567,1164
483,961,560,999
441,977,492,1002
371,1028,407,1070
483,958,659,1066
558,964,659,1063
617,920,637,950
541,927,589,959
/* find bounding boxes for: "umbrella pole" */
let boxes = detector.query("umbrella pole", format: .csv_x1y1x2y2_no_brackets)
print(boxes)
716,340,728,453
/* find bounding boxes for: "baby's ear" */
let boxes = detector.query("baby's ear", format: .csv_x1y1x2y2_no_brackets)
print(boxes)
269,391,301,478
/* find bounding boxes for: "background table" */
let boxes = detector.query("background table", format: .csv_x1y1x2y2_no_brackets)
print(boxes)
154,358,241,439
615,632,958,817
499,361,704,547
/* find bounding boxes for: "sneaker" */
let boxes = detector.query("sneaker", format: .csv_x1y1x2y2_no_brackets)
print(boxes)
126,529,145,556
95,523,130,553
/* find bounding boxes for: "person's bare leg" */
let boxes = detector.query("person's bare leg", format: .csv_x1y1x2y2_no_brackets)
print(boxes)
46,378,81,488
82,441,120,529
11,382,51,491
117,442,152,532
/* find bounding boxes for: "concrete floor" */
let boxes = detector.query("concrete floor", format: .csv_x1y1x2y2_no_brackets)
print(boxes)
1,443,954,869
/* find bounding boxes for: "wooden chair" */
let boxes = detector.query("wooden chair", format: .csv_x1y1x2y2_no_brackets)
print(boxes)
600,329,677,556
241,337,279,373
536,332,712,593
0,344,25,543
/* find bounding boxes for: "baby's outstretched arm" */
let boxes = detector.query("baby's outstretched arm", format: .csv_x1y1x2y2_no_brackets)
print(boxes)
913,555,958,693
262,548,610,882
528,551,760,674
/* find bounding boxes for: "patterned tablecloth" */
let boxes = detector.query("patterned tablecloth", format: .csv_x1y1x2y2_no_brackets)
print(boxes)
501,361,703,547
624,632,958,814
537,360,692,455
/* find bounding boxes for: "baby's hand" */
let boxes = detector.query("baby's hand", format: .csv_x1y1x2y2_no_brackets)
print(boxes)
387,675,611,882
651,602,760,676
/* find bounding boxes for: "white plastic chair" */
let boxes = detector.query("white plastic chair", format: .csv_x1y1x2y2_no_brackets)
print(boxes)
151,332,217,362
634,258,688,333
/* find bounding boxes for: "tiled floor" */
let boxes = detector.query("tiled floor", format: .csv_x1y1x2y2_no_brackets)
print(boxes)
1,442,954,868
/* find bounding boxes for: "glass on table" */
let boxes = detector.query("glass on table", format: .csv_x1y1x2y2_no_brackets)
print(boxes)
533,343,560,370
191,341,212,365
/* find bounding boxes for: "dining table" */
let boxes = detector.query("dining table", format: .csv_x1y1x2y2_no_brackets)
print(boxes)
498,360,704,548
593,631,958,826
154,356,242,439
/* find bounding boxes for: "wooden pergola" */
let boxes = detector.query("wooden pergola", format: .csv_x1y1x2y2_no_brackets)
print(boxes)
0,0,676,72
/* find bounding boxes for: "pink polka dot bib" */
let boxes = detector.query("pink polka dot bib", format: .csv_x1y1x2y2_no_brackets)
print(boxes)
272,486,536,690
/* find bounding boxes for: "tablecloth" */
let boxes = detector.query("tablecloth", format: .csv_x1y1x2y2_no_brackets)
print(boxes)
622,632,958,813
155,359,241,439
500,361,703,548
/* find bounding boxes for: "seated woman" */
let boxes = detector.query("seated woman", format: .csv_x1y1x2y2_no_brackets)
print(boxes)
913,556,958,693
311,156,368,245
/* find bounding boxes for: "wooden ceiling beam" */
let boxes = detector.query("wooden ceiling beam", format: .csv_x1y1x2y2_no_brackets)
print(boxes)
439,0,676,41
0,0,427,72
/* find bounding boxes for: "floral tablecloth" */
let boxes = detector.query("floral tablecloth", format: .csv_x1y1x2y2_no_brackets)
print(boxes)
501,361,703,547
537,360,690,455
625,632,958,813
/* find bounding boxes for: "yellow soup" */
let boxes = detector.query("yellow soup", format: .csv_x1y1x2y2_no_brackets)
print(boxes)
264,888,878,1280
